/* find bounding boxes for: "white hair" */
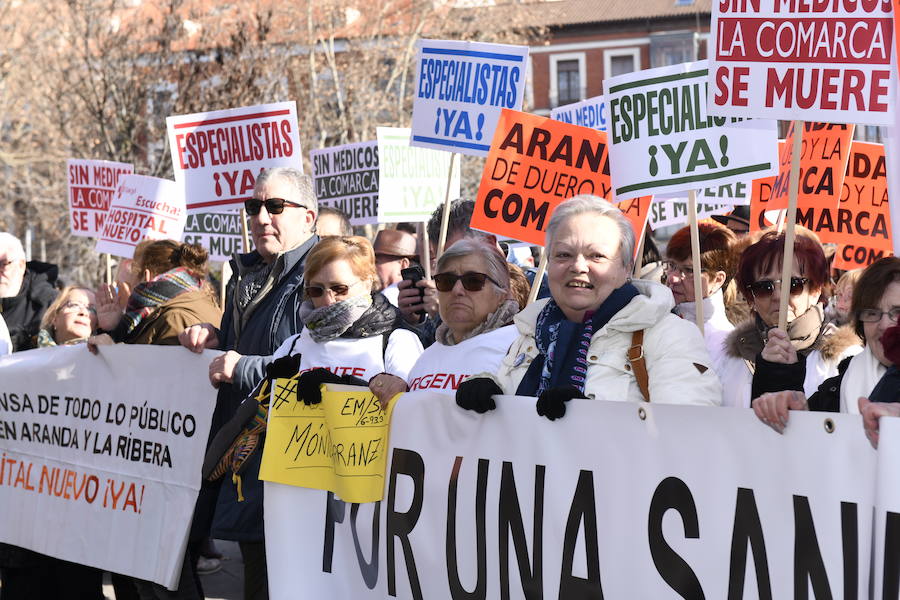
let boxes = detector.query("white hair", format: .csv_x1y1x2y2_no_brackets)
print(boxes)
0,233,25,261
545,195,635,272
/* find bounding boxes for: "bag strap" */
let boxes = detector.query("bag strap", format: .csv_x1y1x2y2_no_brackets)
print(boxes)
627,329,650,402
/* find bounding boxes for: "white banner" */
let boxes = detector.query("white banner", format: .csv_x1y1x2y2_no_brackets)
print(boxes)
265,391,883,598
95,174,186,259
181,210,246,262
0,345,216,589
311,141,380,226
377,127,460,223
411,39,529,157
66,159,133,238
166,101,303,212
708,1,895,125
649,198,731,229
873,417,900,599
550,95,607,131
605,60,778,200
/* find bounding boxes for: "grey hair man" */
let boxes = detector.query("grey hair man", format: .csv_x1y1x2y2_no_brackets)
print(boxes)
0,232,59,351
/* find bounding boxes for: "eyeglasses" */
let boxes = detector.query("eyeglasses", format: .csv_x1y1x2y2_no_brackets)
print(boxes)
662,261,695,280
433,271,501,292
244,197,306,216
747,277,808,299
61,301,97,316
857,307,900,323
305,279,362,298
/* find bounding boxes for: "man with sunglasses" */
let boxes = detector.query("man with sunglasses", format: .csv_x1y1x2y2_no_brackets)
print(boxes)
0,232,59,351
179,167,317,600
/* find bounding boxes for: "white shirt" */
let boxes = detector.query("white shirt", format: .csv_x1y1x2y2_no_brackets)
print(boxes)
379,283,400,308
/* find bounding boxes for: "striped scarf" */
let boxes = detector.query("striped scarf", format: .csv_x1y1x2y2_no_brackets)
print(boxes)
121,267,203,336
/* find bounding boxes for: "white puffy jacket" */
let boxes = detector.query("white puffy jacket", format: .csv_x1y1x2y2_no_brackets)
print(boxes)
489,280,722,406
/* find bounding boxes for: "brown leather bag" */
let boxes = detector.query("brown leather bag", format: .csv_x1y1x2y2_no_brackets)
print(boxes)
626,330,650,402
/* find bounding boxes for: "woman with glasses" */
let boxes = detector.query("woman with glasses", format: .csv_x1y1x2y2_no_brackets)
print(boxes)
266,236,423,403
455,195,721,420
664,222,737,373
36,286,98,346
719,229,861,409
753,257,900,437
368,238,520,404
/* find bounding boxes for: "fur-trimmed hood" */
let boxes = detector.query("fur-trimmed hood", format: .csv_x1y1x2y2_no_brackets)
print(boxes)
725,318,861,363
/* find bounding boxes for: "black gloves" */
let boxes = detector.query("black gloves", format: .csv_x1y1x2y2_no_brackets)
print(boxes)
456,377,502,414
266,354,303,380
536,386,586,421
296,368,369,405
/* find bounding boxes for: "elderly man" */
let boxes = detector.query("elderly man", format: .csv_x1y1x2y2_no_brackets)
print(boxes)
179,167,318,600
0,232,58,351
373,228,418,307
314,205,352,237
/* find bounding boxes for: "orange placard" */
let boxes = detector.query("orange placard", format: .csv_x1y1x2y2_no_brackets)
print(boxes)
472,108,650,246
749,141,783,233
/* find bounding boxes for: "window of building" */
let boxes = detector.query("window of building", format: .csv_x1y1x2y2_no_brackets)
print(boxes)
650,32,697,67
549,52,586,108
604,48,641,79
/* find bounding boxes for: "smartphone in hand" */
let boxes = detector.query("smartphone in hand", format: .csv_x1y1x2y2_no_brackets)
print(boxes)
400,264,426,317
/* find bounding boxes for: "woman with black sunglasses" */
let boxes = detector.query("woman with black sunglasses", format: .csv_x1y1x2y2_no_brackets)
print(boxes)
719,228,862,409
368,238,520,405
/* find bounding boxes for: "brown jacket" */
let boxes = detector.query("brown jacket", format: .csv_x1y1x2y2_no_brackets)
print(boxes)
125,289,222,346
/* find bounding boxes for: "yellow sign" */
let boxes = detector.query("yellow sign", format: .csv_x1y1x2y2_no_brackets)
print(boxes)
259,379,393,503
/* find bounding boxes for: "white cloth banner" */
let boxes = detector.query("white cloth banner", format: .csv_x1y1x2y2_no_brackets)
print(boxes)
265,392,890,598
66,159,133,238
873,417,900,600
0,345,216,589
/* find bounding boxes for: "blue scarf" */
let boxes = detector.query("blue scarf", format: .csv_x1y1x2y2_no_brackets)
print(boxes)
516,283,640,396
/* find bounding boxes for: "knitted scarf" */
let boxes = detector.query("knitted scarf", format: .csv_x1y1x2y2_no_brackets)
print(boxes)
756,303,825,357
435,299,520,346
299,293,374,343
516,283,639,396
121,267,203,337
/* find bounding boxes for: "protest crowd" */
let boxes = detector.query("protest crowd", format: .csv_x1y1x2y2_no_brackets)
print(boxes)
2,7,900,599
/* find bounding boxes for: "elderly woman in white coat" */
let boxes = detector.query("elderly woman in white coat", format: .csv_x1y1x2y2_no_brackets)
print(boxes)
456,195,722,419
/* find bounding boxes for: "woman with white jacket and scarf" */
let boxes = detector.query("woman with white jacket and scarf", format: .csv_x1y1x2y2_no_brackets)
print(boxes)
455,195,722,418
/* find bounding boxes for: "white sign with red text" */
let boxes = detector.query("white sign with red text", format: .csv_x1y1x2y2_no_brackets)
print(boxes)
66,159,133,238
95,175,186,259
166,102,303,212
709,0,895,124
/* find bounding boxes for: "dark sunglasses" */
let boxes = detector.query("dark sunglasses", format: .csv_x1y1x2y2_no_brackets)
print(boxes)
244,197,306,216
747,277,808,299
305,281,360,298
433,271,500,292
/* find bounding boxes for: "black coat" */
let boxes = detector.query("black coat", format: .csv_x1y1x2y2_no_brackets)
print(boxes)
0,261,58,351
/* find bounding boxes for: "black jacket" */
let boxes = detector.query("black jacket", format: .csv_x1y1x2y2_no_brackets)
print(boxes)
0,261,58,351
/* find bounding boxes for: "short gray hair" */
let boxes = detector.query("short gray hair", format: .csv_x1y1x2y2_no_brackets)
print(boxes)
255,168,318,217
436,238,509,296
545,195,635,272
0,233,25,261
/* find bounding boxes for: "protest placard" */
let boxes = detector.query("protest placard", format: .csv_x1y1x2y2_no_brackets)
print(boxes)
410,39,529,156
0,344,215,589
265,392,886,599
66,159,133,238
377,127,460,223
259,381,393,504
95,175,186,259
471,109,650,247
649,198,730,229
311,141,379,225
166,102,302,212
701,180,750,205
550,95,607,131
181,210,246,262
709,0,895,125
605,60,778,200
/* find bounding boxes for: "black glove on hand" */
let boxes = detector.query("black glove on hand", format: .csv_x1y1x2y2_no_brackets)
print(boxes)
265,354,303,380
456,377,502,414
536,386,586,421
296,368,345,405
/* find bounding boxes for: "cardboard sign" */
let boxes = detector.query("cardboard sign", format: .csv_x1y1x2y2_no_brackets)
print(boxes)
259,381,393,504
376,127,460,223
701,180,751,205
181,210,246,262
833,243,893,270
605,60,778,200
66,159,133,238
649,198,731,229
471,108,649,246
550,95,608,131
166,102,302,212
265,393,884,599
410,39,529,156
710,0,895,125
95,175,186,259
0,345,216,589
310,141,379,226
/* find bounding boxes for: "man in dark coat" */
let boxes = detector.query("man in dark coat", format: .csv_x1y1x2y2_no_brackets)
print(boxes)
180,168,318,600
0,232,59,351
